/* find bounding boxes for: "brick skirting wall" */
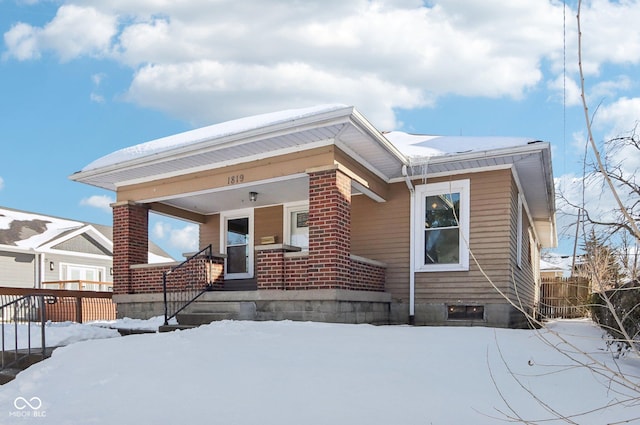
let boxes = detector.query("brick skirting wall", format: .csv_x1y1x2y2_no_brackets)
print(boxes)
129,257,225,294
256,245,385,291
350,257,386,291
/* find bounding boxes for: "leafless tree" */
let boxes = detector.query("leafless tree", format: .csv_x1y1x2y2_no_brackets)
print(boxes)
484,2,640,422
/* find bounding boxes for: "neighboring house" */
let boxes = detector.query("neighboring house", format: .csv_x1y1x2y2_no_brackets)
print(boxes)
540,259,567,279
0,206,174,290
70,105,557,328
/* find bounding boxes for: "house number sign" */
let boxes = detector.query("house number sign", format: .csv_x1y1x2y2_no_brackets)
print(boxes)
227,174,245,185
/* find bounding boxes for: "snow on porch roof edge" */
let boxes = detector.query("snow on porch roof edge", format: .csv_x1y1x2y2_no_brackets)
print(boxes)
75,104,353,175
69,105,549,193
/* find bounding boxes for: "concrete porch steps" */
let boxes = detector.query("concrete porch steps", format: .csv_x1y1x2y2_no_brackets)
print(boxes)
158,324,198,333
0,347,57,385
176,301,257,326
158,300,256,332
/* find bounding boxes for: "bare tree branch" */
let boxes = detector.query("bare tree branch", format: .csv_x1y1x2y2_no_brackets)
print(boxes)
577,0,640,243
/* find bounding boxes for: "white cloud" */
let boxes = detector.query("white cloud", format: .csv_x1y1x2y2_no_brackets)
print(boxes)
4,5,117,61
169,225,198,251
0,176,4,191
547,75,582,107
2,0,570,128
597,97,640,138
152,221,171,239
126,60,423,128
90,73,107,103
153,220,198,252
578,0,640,75
3,22,41,60
555,173,609,245
92,72,106,86
4,0,640,128
79,194,114,212
90,92,105,103
555,164,639,250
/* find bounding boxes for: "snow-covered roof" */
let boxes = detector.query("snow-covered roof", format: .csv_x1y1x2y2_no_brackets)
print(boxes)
81,104,349,173
82,107,538,173
0,207,174,262
384,131,535,159
540,259,565,272
70,105,556,247
0,207,84,249
541,254,578,273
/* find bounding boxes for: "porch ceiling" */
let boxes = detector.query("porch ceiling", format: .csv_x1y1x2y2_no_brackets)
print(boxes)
143,175,371,216
147,176,310,215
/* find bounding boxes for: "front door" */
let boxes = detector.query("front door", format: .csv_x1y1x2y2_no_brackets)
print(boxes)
222,210,253,280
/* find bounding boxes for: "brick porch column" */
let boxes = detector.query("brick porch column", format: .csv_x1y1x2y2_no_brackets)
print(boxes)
307,167,351,289
112,201,149,294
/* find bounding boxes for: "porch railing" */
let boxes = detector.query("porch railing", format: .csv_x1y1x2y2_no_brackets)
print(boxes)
1,295,47,373
42,280,113,292
0,287,115,323
163,244,216,326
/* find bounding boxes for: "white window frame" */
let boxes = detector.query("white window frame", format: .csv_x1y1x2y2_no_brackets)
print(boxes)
60,262,107,289
283,201,309,250
220,208,254,280
414,179,470,272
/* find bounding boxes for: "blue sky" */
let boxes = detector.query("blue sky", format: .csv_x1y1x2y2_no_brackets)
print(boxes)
1,0,639,260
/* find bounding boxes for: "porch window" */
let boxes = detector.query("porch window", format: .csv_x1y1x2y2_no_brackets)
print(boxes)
414,179,470,272
284,202,309,250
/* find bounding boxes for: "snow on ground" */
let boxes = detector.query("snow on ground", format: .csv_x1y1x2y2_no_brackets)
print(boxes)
1,319,639,425
3,316,178,350
2,322,119,350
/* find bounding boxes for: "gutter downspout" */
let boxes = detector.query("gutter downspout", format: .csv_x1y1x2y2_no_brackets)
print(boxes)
402,164,415,325
35,251,44,289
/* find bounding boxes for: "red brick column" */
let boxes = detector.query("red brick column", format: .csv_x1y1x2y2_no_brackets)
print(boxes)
307,168,351,289
112,201,149,294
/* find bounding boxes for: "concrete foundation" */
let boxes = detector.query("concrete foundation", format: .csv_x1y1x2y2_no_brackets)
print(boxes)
113,293,165,320
115,292,533,328
412,302,532,328
114,289,391,325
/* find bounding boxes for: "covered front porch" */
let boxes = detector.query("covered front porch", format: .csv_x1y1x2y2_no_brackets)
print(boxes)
108,162,389,323
70,105,409,324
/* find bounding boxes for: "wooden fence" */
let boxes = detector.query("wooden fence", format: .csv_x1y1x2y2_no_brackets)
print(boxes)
0,286,115,323
538,277,591,319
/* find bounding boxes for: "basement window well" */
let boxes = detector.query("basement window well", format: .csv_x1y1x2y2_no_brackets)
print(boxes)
447,305,484,320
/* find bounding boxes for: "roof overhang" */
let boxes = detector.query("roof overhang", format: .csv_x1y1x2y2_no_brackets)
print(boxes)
70,106,556,247
69,106,408,191
398,142,557,248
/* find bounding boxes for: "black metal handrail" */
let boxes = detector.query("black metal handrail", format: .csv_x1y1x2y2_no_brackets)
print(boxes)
163,244,215,326
1,295,46,372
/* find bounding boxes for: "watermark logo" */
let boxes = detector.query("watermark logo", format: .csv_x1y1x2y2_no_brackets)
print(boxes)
10,396,46,418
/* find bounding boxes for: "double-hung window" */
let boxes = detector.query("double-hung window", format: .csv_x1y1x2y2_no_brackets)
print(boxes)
414,179,470,272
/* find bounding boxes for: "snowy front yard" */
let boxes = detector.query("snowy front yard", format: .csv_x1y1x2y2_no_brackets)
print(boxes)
1,319,638,425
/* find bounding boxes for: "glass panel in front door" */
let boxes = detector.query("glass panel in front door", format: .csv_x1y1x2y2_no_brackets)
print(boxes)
226,217,249,274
